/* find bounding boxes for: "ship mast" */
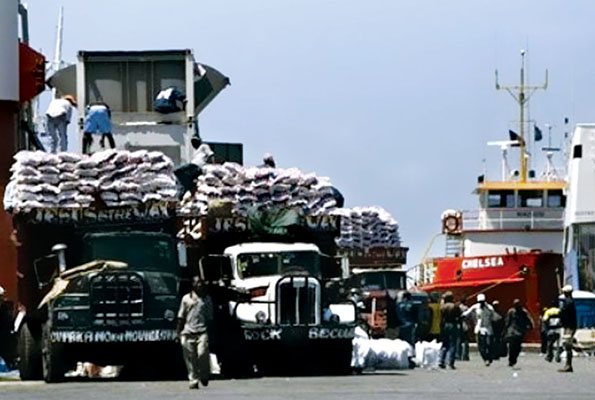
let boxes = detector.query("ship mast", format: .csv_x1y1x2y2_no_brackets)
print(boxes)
495,50,548,182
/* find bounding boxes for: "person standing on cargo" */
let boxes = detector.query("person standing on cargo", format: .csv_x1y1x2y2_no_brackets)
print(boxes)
45,94,76,153
503,299,533,367
438,291,461,369
177,276,214,389
558,285,577,373
82,102,114,154
462,294,497,366
260,153,276,168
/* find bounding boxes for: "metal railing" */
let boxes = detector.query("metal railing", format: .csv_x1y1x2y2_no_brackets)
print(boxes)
461,208,564,231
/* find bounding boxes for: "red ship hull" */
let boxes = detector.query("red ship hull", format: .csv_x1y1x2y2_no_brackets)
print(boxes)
419,251,562,342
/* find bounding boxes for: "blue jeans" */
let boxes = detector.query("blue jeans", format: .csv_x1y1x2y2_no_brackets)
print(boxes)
47,114,68,153
440,323,459,367
478,334,493,362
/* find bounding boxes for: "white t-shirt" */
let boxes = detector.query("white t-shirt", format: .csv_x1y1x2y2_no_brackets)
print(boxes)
191,144,214,168
46,98,73,122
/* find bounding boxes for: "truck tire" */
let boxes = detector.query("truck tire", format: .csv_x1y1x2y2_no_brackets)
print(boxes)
42,323,65,383
18,323,42,380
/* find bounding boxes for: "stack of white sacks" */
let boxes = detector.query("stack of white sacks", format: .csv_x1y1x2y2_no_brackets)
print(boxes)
8,150,177,211
333,206,401,249
178,163,338,217
352,326,413,370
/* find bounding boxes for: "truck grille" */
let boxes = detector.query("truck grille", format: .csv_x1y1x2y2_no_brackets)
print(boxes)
277,276,320,326
90,272,144,326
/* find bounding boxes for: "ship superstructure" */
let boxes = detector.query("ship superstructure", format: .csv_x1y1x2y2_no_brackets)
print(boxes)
415,52,564,341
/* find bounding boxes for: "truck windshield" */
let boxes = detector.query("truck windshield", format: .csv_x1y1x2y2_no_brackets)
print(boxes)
237,251,320,278
360,271,406,291
84,233,176,272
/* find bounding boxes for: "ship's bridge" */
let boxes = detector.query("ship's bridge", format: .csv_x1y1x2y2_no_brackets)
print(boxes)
462,180,566,231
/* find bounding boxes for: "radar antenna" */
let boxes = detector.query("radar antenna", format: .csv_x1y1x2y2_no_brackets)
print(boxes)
495,49,548,183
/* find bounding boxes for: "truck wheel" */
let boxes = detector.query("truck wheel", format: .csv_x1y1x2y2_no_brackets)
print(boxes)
42,324,65,383
18,323,42,380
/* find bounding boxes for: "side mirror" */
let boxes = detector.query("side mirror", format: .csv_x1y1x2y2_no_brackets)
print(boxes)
51,243,68,274
200,255,233,283
33,254,59,288
321,255,343,280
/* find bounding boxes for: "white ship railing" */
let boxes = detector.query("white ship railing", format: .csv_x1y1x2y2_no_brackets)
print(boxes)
462,208,564,231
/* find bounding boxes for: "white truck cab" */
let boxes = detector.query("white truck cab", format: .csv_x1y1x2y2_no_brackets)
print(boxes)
224,242,355,326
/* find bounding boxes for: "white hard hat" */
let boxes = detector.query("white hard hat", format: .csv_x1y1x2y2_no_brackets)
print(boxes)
0,286,5,296
263,153,274,162
477,293,486,302
562,285,573,293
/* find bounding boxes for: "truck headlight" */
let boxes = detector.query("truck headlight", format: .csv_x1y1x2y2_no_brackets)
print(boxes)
164,309,175,322
255,311,267,324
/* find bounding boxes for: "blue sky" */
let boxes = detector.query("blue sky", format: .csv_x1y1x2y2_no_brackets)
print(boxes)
25,1,595,266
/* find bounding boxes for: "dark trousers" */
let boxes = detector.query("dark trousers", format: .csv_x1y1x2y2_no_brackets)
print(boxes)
439,323,459,367
507,335,523,366
478,334,493,362
492,336,503,360
540,329,548,354
83,132,115,154
399,324,416,346
545,332,561,362
456,329,470,361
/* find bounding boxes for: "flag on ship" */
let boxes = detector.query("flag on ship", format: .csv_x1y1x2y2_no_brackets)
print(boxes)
509,130,525,147
534,125,543,142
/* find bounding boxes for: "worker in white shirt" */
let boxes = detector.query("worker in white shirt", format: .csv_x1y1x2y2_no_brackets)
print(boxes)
45,94,76,153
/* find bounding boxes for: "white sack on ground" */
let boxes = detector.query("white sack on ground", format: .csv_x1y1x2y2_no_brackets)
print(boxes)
352,327,413,370
414,340,441,369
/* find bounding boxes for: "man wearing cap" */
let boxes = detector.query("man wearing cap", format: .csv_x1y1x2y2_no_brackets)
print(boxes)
45,94,77,153
542,300,562,363
177,276,213,389
462,294,498,366
558,285,577,372
260,153,276,168
503,299,533,367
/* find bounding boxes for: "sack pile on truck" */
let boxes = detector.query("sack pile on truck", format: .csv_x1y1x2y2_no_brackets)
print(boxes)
333,206,401,249
178,163,340,216
6,150,178,212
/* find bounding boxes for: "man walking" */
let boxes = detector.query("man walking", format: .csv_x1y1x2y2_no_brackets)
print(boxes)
462,294,497,366
558,285,577,373
491,300,506,360
503,299,533,367
396,290,417,346
177,276,214,389
439,292,461,369
542,301,562,363
456,298,470,361
45,94,76,153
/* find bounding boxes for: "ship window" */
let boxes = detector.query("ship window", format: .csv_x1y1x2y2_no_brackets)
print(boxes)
519,190,543,207
487,190,515,208
547,190,566,208
573,223,595,291
85,59,186,112
573,145,582,159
